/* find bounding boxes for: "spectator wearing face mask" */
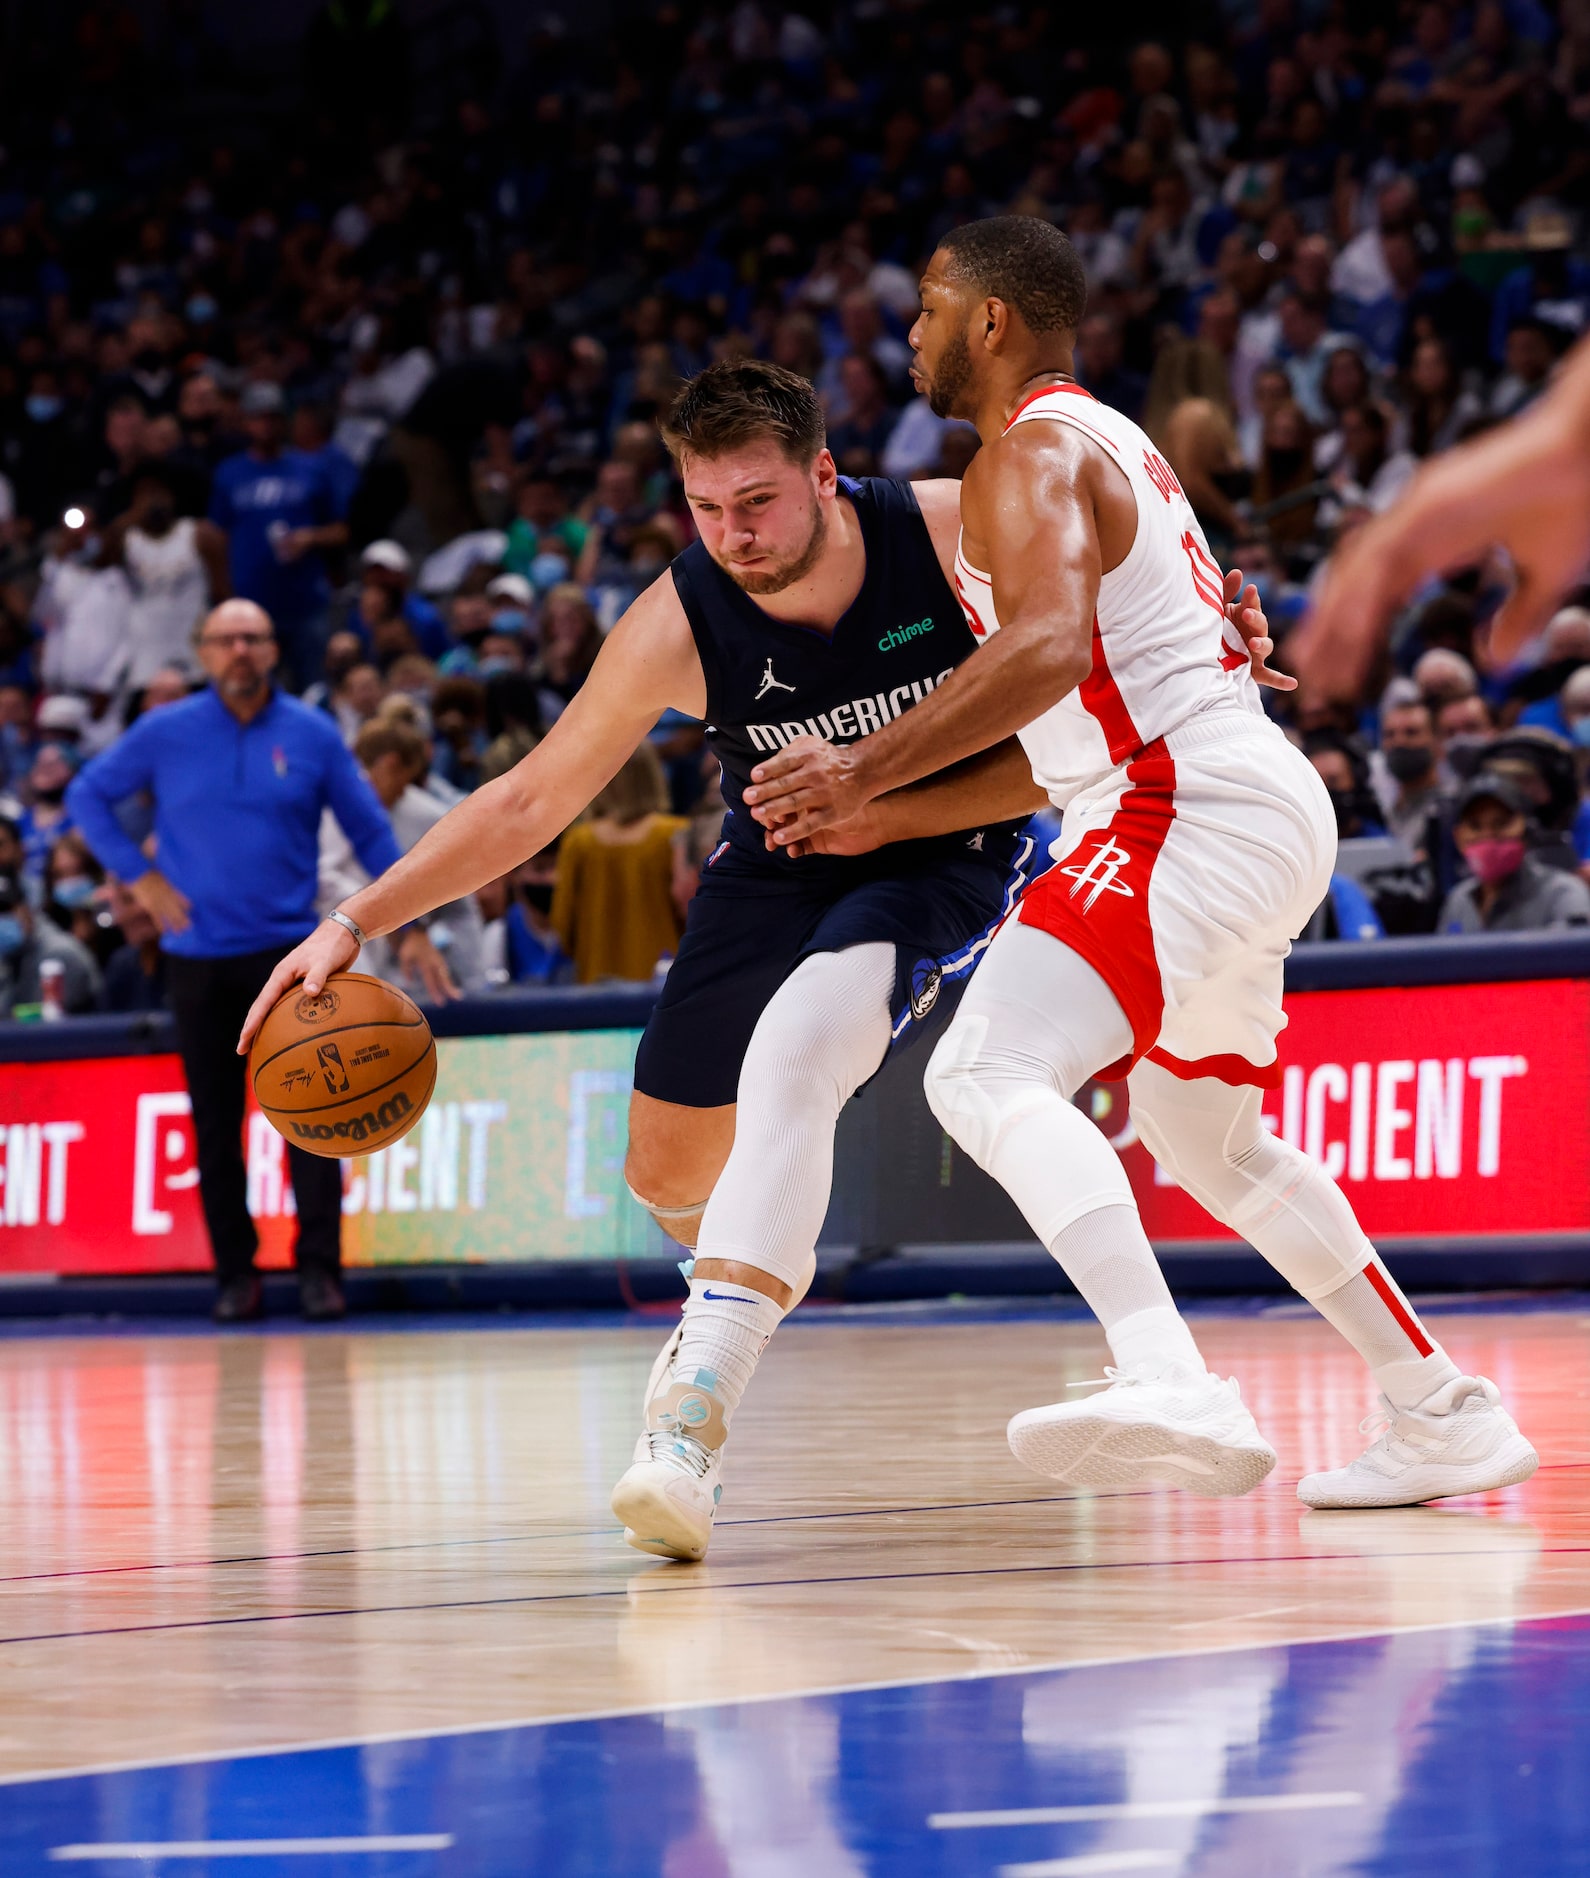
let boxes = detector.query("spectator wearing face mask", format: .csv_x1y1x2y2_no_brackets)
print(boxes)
19,742,82,880
1440,772,1590,933
507,849,569,984
100,465,230,690
1436,691,1496,782
503,477,586,583
1305,730,1388,839
0,866,102,1015
1372,693,1452,849
42,831,108,958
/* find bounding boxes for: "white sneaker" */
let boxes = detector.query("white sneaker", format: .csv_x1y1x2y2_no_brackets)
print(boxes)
611,1346,729,1562
1297,1375,1539,1510
1006,1365,1277,1497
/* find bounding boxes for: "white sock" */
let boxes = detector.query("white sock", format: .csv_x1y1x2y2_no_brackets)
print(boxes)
1049,1204,1207,1377
1311,1263,1462,1411
665,1277,787,1427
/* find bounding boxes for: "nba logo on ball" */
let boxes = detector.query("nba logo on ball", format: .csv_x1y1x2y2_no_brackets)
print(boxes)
910,960,942,1019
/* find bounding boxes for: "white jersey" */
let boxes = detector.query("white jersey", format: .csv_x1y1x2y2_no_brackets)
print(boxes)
125,518,206,687
953,383,1263,807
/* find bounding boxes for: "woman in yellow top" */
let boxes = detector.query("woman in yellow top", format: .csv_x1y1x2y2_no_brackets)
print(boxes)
552,742,686,982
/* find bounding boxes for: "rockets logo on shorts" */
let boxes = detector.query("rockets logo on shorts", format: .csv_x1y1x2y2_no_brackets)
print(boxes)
1060,838,1136,912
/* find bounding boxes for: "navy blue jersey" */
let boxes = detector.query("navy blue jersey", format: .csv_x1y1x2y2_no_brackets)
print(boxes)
670,476,1028,881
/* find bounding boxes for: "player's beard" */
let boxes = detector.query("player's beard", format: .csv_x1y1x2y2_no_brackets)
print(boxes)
925,329,974,419
723,499,828,595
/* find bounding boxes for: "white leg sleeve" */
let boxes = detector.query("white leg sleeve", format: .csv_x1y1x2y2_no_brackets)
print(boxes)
693,942,895,1292
924,921,1138,1243
1126,1058,1375,1300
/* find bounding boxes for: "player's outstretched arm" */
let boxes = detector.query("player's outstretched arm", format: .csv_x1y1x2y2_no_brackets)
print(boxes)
1294,331,1590,701
746,426,1103,843
237,577,705,1051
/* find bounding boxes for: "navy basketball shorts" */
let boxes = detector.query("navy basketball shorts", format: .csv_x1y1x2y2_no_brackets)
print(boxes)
632,831,1038,1110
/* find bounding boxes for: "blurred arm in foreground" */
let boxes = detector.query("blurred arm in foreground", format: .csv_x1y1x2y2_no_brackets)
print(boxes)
1293,333,1590,704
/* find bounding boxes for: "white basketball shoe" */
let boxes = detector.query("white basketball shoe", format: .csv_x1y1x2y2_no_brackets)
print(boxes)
1007,1364,1277,1497
610,1325,728,1562
1297,1376,1539,1510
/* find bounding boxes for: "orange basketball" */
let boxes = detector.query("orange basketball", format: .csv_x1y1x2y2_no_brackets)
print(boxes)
249,972,436,1158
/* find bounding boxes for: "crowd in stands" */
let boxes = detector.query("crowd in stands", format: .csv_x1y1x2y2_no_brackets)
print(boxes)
4,0,1590,1017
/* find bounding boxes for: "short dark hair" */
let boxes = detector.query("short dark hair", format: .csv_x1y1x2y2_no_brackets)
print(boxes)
660,358,827,465
937,216,1088,337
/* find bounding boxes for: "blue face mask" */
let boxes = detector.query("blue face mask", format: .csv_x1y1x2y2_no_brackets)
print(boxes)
529,552,570,593
51,876,96,910
1572,717,1590,751
476,656,519,680
25,394,62,424
0,915,26,958
186,294,219,324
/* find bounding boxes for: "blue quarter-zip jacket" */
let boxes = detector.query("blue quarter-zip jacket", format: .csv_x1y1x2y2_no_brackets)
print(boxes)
67,688,403,958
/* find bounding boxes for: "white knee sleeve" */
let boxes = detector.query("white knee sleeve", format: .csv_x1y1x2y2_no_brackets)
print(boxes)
925,922,1134,1166
693,943,895,1292
1128,1060,1375,1300
924,922,1138,1245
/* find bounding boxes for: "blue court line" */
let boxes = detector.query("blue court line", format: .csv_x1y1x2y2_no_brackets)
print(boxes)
7,1542,1584,1651
5,1612,1589,1875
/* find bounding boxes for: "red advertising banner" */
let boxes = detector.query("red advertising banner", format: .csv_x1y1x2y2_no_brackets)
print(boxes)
0,976,1583,1277
1119,978,1590,1240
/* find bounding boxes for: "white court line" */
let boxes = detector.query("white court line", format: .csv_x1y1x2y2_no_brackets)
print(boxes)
1000,1855,1178,1877
5,1604,1583,1791
49,1838,451,1861
934,1789,1364,1829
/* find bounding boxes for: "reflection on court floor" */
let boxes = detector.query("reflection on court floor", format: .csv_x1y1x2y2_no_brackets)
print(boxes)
0,1297,1586,1874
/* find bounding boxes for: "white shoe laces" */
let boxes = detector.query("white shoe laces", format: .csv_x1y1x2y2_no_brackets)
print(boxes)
1066,1367,1237,1397
646,1428,715,1477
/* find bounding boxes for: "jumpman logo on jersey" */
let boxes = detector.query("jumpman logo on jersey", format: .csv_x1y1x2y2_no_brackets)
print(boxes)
754,658,796,701
1061,838,1136,911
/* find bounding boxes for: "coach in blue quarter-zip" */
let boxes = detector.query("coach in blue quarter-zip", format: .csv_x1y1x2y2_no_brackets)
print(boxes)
67,599,455,1323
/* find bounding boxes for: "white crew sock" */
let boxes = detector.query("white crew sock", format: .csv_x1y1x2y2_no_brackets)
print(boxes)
665,1277,788,1427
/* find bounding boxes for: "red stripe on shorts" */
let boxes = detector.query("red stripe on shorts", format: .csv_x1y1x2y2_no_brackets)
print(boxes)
1363,1258,1435,1357
1144,1045,1284,1090
1017,739,1177,1077
1079,615,1142,763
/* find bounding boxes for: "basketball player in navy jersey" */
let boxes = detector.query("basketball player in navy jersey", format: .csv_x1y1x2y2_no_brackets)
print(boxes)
241,359,1278,1560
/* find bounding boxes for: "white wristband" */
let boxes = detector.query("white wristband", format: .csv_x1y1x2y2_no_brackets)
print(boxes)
327,908,367,949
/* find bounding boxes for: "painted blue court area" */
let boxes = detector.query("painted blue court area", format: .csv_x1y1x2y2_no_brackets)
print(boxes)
8,1612,1588,1877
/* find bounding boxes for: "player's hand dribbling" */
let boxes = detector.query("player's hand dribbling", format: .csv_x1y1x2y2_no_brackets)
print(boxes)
744,735,868,845
236,918,360,1055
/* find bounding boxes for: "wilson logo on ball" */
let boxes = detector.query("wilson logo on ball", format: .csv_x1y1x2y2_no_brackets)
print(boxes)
289,1091,415,1145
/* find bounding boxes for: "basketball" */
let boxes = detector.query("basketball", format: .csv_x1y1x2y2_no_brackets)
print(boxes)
248,971,436,1159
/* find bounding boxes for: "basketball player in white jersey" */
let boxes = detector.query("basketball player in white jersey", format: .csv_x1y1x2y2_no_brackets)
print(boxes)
749,216,1537,1510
